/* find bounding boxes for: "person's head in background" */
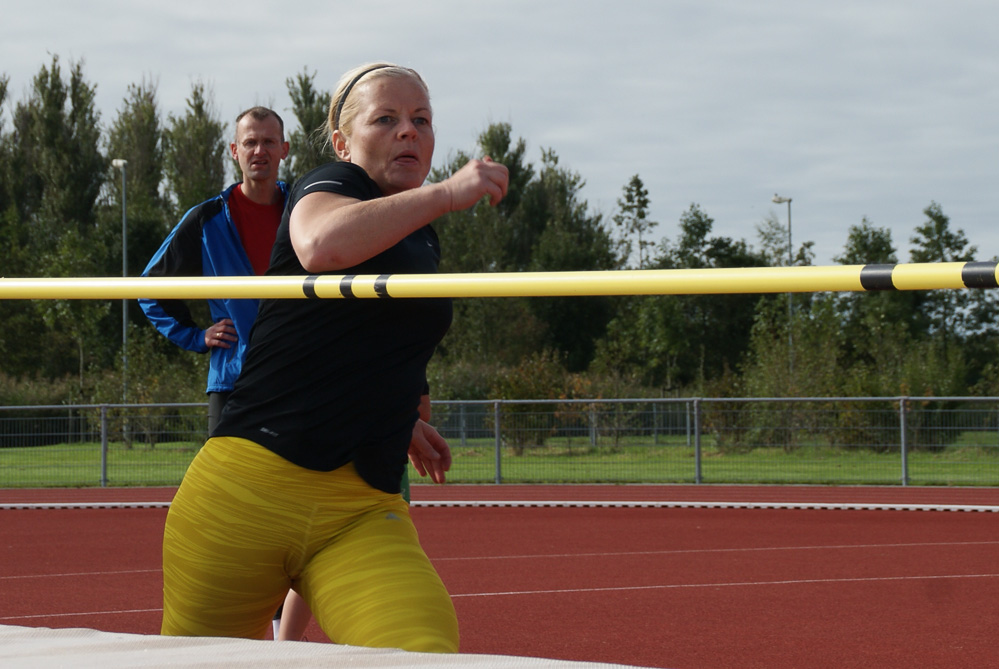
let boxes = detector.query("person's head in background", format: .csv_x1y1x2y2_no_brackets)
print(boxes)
231,106,289,188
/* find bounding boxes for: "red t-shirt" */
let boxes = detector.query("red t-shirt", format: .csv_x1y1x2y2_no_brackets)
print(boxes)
228,184,284,275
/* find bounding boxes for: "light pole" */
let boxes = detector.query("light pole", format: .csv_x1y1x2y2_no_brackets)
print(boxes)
112,159,128,404
772,194,792,377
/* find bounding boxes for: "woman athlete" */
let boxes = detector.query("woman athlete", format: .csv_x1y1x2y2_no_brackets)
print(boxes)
159,62,509,652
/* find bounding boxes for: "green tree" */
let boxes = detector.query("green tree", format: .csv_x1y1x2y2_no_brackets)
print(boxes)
0,74,11,217
162,81,226,217
908,202,977,345
832,217,922,372
2,57,109,381
432,126,617,373
613,174,657,268
909,202,975,264
431,124,535,275
105,78,170,276
477,123,534,220
0,75,20,270
909,202,998,389
590,295,678,390
742,295,845,398
431,124,544,367
523,149,620,371
0,72,38,374
35,228,112,388
432,123,537,273
283,68,330,184
594,204,765,390
750,208,817,392
662,205,766,388
756,212,814,268
835,216,897,266
10,56,104,247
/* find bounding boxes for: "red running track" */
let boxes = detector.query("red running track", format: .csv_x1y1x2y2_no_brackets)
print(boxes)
1,485,998,668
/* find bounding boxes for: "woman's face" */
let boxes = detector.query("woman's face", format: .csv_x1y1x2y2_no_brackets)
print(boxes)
340,76,435,195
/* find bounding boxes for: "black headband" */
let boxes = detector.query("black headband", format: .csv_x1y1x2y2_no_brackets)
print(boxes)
333,65,392,131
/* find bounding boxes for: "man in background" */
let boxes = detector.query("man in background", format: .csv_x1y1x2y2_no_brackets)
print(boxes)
139,106,289,432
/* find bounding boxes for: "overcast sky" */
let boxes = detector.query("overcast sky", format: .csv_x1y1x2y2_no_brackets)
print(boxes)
3,0,996,265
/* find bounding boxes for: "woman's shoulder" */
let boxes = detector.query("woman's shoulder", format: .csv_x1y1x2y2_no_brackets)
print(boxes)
293,161,380,199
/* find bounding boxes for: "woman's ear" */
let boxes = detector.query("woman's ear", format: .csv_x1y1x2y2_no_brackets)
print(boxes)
332,130,350,162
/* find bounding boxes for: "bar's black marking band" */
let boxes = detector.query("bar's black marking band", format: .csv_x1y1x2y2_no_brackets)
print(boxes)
374,274,391,298
961,261,999,289
859,264,897,291
339,275,356,299
302,275,320,299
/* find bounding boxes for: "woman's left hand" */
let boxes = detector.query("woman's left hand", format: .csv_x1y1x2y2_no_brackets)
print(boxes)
408,420,452,484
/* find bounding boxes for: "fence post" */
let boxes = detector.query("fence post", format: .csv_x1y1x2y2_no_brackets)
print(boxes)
686,401,692,448
100,405,109,488
459,403,467,448
694,399,702,484
652,402,659,446
493,401,502,484
589,407,597,447
899,397,909,486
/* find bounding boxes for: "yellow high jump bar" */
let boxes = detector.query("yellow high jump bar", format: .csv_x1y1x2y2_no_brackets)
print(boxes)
0,261,996,300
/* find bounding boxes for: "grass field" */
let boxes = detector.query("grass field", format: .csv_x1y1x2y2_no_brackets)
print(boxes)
2,436,997,488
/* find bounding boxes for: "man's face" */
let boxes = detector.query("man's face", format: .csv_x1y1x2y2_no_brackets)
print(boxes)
230,115,289,184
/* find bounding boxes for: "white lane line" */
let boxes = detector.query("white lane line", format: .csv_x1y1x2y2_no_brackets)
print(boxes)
450,572,999,598
430,540,999,561
0,608,162,621
0,568,161,581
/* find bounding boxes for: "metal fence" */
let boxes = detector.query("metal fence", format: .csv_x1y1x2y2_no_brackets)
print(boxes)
2,397,998,488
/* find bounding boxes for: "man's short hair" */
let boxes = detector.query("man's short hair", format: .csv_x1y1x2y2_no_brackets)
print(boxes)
235,106,285,140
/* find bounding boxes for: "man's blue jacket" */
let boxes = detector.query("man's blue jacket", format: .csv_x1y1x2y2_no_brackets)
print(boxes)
138,181,289,394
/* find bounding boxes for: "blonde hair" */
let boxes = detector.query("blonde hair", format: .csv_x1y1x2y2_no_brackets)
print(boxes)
327,62,430,143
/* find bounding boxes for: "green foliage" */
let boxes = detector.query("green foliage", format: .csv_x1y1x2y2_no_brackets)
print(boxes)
283,68,330,184
89,324,206,406
488,349,577,453
833,218,922,369
834,216,897,266
434,126,618,372
0,372,78,406
0,57,113,383
162,81,226,217
438,296,547,367
593,204,765,390
0,74,9,215
426,357,506,401
13,57,104,241
613,174,657,268
756,211,815,267
33,227,113,386
523,150,620,371
105,79,171,278
908,202,978,347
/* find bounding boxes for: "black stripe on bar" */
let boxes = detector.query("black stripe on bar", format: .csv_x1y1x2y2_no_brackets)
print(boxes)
339,275,356,299
302,275,320,299
859,264,897,291
961,261,999,289
374,274,391,298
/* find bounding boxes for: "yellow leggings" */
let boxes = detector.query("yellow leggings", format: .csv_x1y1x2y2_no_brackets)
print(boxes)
161,436,458,652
